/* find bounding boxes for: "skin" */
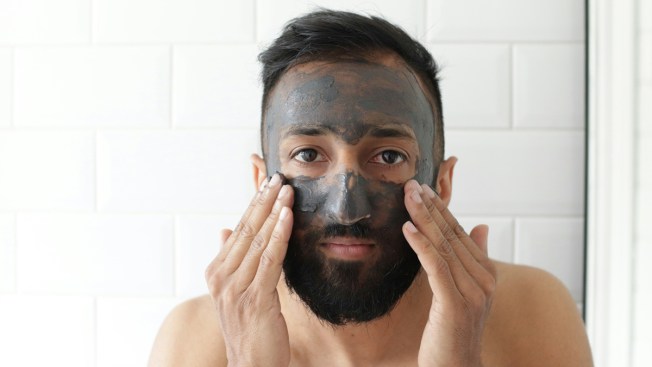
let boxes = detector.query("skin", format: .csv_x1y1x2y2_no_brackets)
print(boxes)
148,53,594,367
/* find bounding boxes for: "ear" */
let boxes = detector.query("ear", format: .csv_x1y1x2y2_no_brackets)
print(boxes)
251,154,267,191
435,156,457,207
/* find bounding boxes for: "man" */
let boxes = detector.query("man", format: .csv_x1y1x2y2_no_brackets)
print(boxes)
149,10,593,367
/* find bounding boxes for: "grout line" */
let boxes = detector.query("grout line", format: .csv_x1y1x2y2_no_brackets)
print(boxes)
509,217,516,263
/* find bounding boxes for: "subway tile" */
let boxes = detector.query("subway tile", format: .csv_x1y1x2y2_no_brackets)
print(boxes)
173,45,261,129
428,44,510,128
15,46,169,128
0,295,94,367
515,218,585,302
98,130,259,212
97,297,180,367
17,214,174,295
427,0,584,41
256,0,426,44
93,0,254,43
457,216,514,263
0,214,15,292
0,131,94,210
513,44,585,129
0,0,89,44
446,131,585,216
0,48,10,126
177,214,240,298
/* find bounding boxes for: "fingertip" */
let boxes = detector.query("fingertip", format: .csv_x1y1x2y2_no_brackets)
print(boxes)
219,228,232,245
404,220,419,234
470,224,489,252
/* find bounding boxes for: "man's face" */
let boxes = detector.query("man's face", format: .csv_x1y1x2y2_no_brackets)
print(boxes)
263,54,436,325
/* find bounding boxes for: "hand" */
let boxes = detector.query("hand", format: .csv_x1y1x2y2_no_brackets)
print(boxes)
205,173,294,367
402,180,496,367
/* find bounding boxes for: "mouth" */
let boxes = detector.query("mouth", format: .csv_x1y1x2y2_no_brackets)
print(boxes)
320,236,376,260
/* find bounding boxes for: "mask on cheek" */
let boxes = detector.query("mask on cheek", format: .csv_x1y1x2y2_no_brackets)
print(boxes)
280,171,422,325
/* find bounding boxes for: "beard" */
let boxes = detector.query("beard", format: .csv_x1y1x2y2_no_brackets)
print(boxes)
282,219,422,326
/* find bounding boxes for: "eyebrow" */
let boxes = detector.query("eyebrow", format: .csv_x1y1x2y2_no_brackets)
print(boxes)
282,124,415,140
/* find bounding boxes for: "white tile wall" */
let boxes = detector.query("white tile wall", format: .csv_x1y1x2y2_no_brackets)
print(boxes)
639,135,652,187
427,0,584,41
97,297,180,367
16,213,174,295
0,214,15,292
0,295,94,367
0,48,11,127
446,131,585,216
97,130,258,213
14,46,170,128
93,0,255,43
457,216,514,262
0,131,94,210
515,218,585,302
513,44,585,129
428,44,511,128
177,214,240,298
173,45,261,128
0,0,90,44
257,0,426,43
2,1,586,365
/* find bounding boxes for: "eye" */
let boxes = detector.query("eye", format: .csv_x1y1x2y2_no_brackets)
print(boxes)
292,148,322,163
371,150,406,165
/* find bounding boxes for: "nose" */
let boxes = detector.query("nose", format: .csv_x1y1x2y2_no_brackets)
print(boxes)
323,172,372,225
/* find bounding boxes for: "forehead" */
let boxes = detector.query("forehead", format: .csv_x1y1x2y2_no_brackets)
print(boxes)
264,56,434,145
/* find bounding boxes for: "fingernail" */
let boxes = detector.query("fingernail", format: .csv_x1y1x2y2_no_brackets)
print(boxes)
279,206,289,221
277,185,289,199
406,221,418,233
269,173,281,187
423,185,436,198
411,190,422,203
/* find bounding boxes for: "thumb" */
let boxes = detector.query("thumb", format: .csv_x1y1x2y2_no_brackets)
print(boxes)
469,224,489,254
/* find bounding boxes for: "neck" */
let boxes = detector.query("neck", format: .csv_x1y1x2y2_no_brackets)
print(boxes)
278,270,432,366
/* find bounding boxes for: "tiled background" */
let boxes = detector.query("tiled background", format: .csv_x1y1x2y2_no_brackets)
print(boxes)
634,0,652,364
0,1,586,366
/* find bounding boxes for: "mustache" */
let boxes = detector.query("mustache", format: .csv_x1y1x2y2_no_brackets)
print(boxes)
323,222,373,239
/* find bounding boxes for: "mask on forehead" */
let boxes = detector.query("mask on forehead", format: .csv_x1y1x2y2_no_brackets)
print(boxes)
263,59,436,325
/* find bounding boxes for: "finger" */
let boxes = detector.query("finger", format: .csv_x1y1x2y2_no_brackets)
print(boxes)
404,184,479,298
423,184,496,279
253,206,293,293
223,173,284,272
420,184,497,291
403,220,460,304
204,228,234,277
469,225,489,254
237,184,294,287
216,177,268,263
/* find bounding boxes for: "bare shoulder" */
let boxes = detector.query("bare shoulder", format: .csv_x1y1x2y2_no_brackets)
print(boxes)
482,261,593,367
148,295,227,367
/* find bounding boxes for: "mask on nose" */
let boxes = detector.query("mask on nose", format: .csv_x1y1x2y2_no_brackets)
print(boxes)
282,171,422,325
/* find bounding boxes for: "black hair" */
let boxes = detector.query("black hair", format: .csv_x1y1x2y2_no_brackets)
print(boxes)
258,9,445,169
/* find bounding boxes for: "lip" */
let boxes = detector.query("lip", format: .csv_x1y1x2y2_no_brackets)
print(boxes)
320,237,375,260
